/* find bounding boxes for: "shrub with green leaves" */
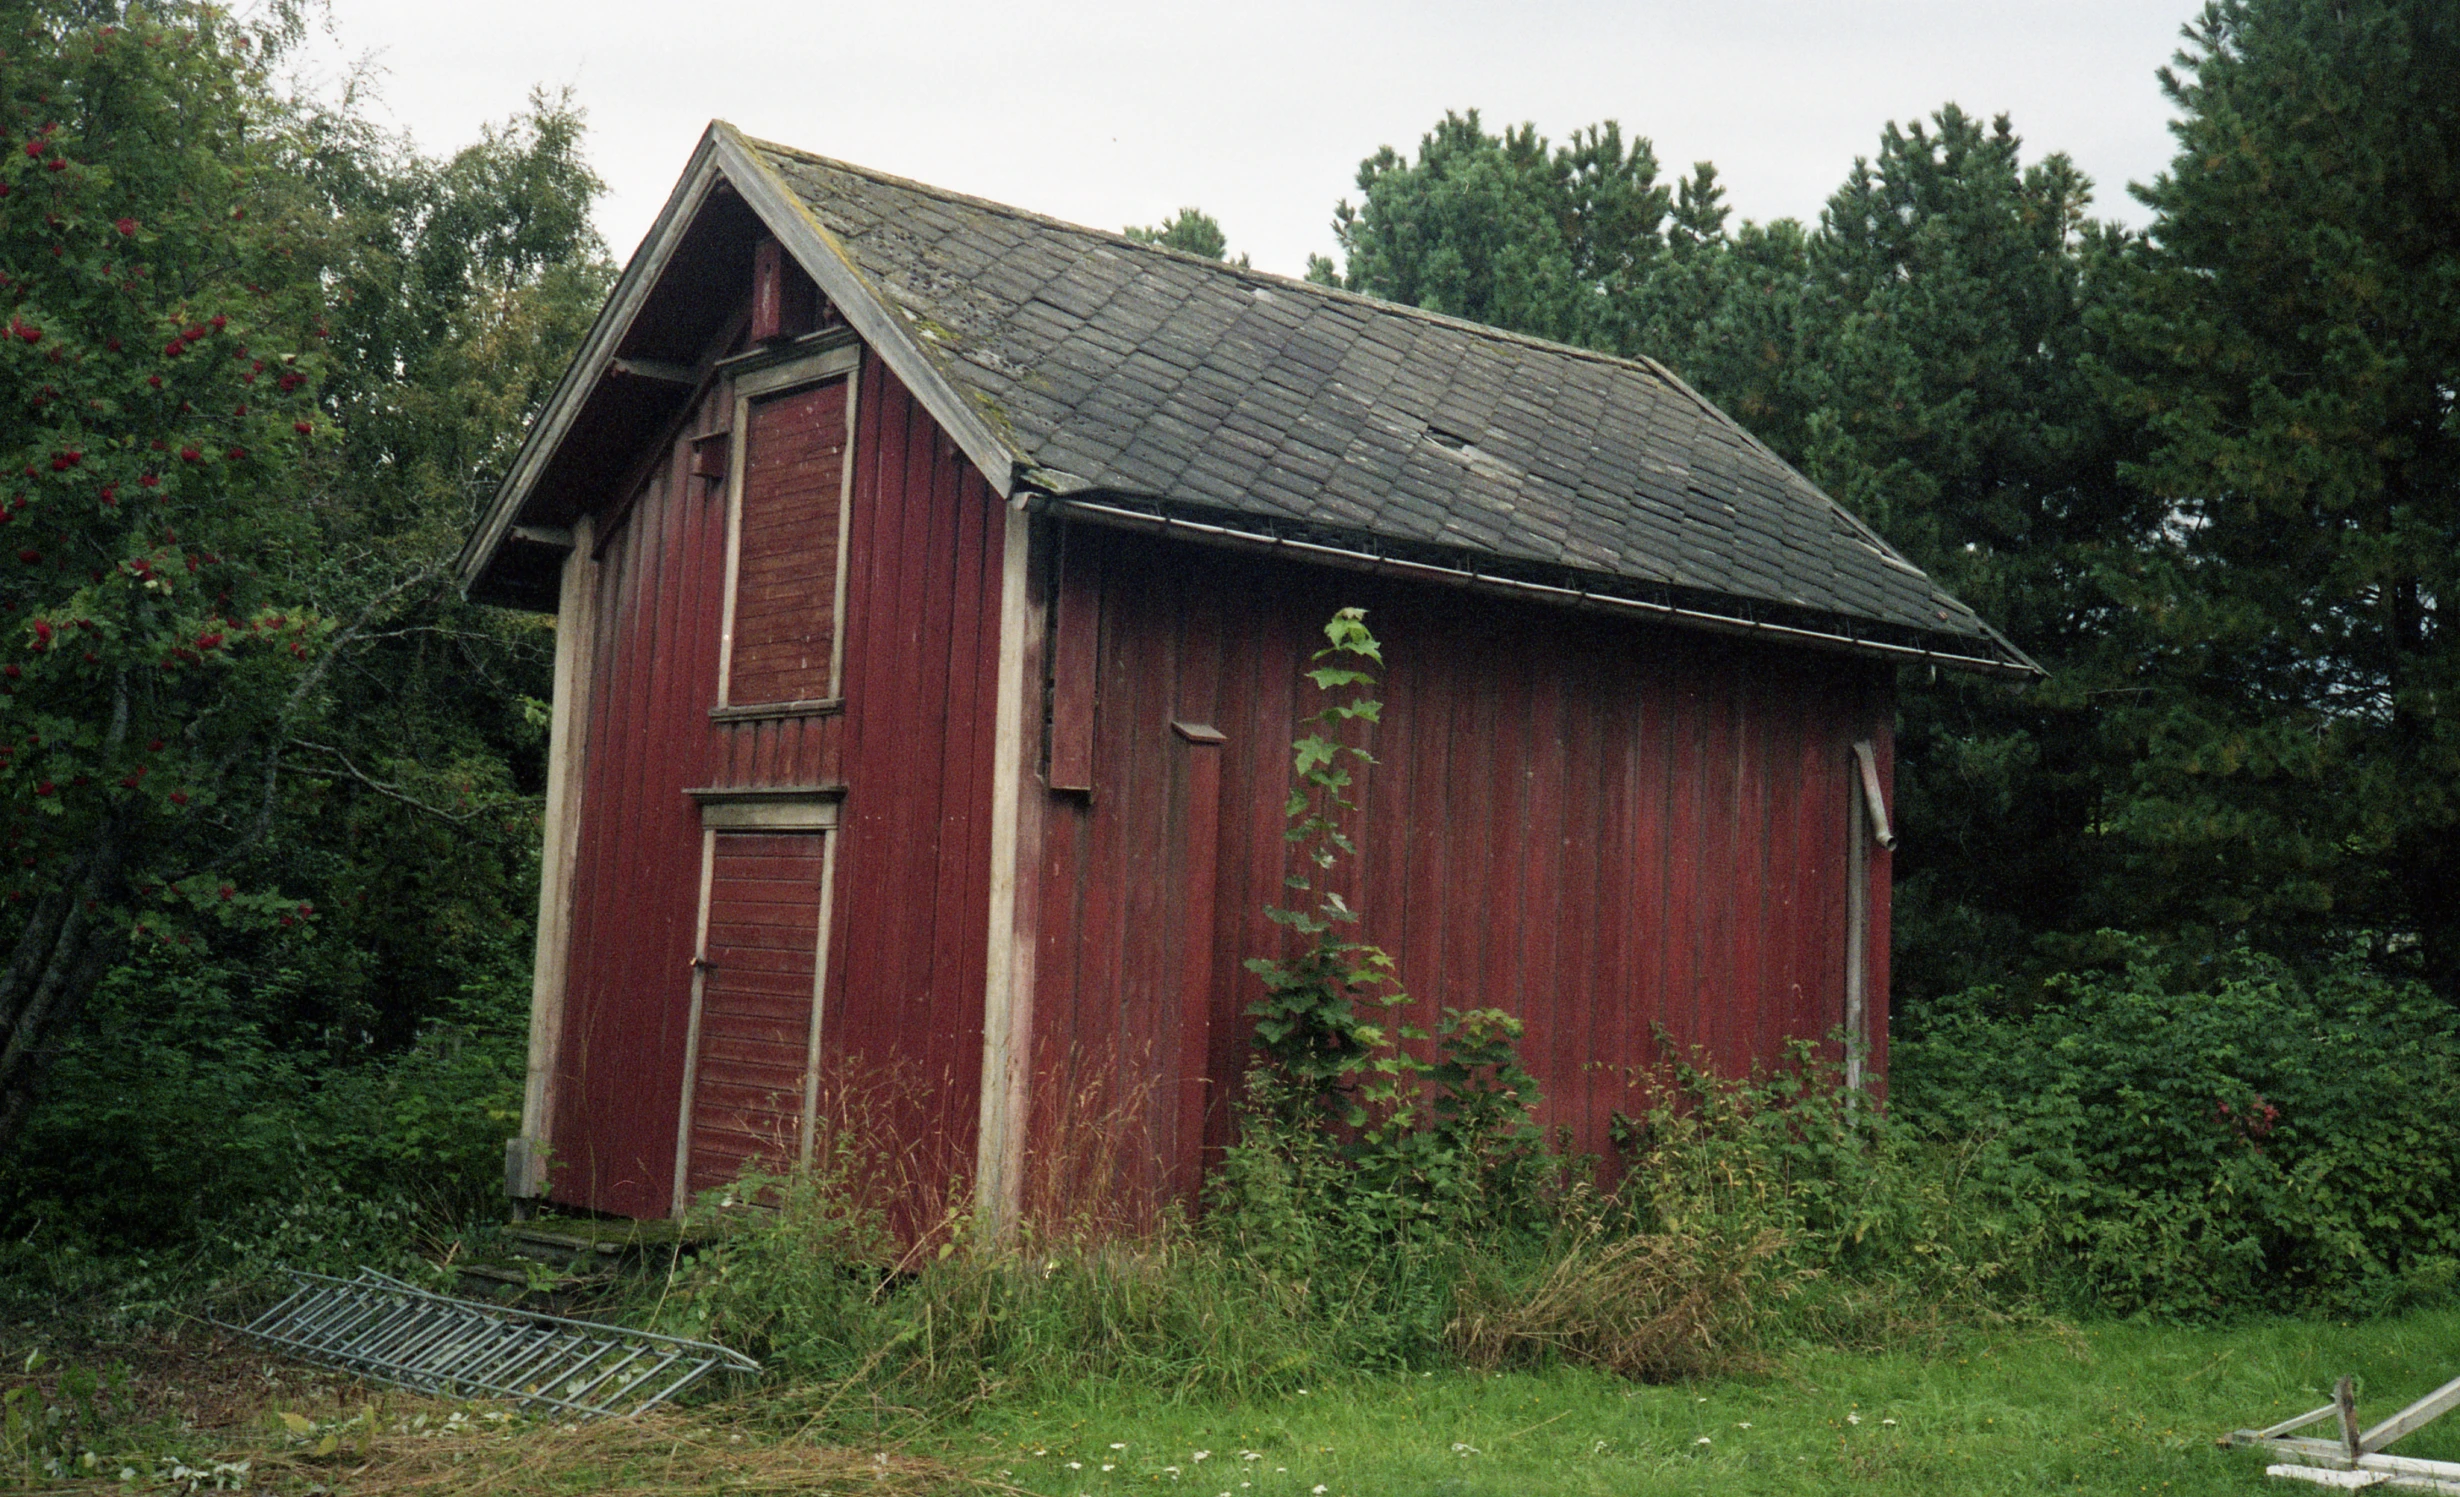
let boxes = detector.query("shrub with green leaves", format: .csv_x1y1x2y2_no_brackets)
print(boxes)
1605,1043,2052,1345
0,3,597,1309
1893,940,2460,1318
0,943,521,1313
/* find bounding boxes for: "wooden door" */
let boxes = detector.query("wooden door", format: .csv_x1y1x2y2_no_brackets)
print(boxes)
721,376,850,708
675,830,833,1206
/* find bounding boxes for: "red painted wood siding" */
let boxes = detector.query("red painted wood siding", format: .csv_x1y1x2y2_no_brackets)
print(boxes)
684,831,827,1198
729,381,845,705
549,344,1002,1218
1027,526,1894,1209
827,352,1003,1208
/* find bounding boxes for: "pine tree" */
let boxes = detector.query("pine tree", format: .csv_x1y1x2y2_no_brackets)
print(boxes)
1326,111,1709,352
1319,106,2161,1002
1781,109,2161,999
2106,0,2460,990
1125,206,1245,266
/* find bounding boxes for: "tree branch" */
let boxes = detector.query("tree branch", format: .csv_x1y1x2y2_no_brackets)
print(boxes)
221,562,452,861
286,738,528,828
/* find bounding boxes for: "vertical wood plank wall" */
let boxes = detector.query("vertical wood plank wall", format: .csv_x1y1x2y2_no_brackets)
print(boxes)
829,353,1002,1211
548,346,1001,1218
1028,526,1895,1211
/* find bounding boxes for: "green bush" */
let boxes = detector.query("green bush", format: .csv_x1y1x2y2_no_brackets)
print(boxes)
1892,940,2460,1318
672,940,2460,1418
1608,1045,2051,1342
0,944,523,1312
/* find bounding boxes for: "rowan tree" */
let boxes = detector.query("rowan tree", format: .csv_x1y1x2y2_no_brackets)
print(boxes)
0,61,611,1244
0,3,329,1146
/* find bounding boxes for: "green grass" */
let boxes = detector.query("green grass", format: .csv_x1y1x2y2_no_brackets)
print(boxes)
17,1306,2460,1494
945,1307,2460,1495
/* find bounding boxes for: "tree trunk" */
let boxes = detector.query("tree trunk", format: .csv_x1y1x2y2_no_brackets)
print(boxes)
0,822,127,1154
2385,552,2458,1003
2404,824,2460,1006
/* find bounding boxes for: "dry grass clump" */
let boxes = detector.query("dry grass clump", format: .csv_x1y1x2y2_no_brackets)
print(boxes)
1447,1225,1801,1381
219,1403,976,1497
0,1326,983,1497
698,1057,1169,1277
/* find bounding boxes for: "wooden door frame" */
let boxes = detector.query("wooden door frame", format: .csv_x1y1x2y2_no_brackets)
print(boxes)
713,344,862,710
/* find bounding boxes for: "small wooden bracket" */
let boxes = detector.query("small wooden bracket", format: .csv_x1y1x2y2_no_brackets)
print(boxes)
1045,535,1101,793
750,237,819,344
610,356,697,386
1171,720,1226,745
690,429,731,482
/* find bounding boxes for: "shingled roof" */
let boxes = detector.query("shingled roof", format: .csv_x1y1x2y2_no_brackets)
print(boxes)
463,124,2035,674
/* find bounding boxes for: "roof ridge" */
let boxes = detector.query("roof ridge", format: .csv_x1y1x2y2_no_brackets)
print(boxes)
738,132,1725,387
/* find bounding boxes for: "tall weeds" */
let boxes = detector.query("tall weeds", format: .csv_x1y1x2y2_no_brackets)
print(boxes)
670,1065,1362,1415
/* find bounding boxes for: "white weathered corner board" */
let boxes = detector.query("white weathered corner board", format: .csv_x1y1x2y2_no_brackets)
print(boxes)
2228,1371,2460,1492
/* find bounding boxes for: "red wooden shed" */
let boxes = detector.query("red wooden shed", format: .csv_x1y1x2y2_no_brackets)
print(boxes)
458,124,2038,1226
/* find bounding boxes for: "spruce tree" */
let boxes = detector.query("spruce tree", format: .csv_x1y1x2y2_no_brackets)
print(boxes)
2108,0,2460,990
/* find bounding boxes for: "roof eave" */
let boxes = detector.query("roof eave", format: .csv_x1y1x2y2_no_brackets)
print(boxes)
457,131,729,595
1022,483,2045,680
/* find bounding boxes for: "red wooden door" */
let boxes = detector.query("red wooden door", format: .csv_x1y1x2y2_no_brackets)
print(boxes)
679,831,832,1203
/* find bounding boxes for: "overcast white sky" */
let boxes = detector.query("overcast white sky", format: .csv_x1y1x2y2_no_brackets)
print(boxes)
298,0,2196,279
